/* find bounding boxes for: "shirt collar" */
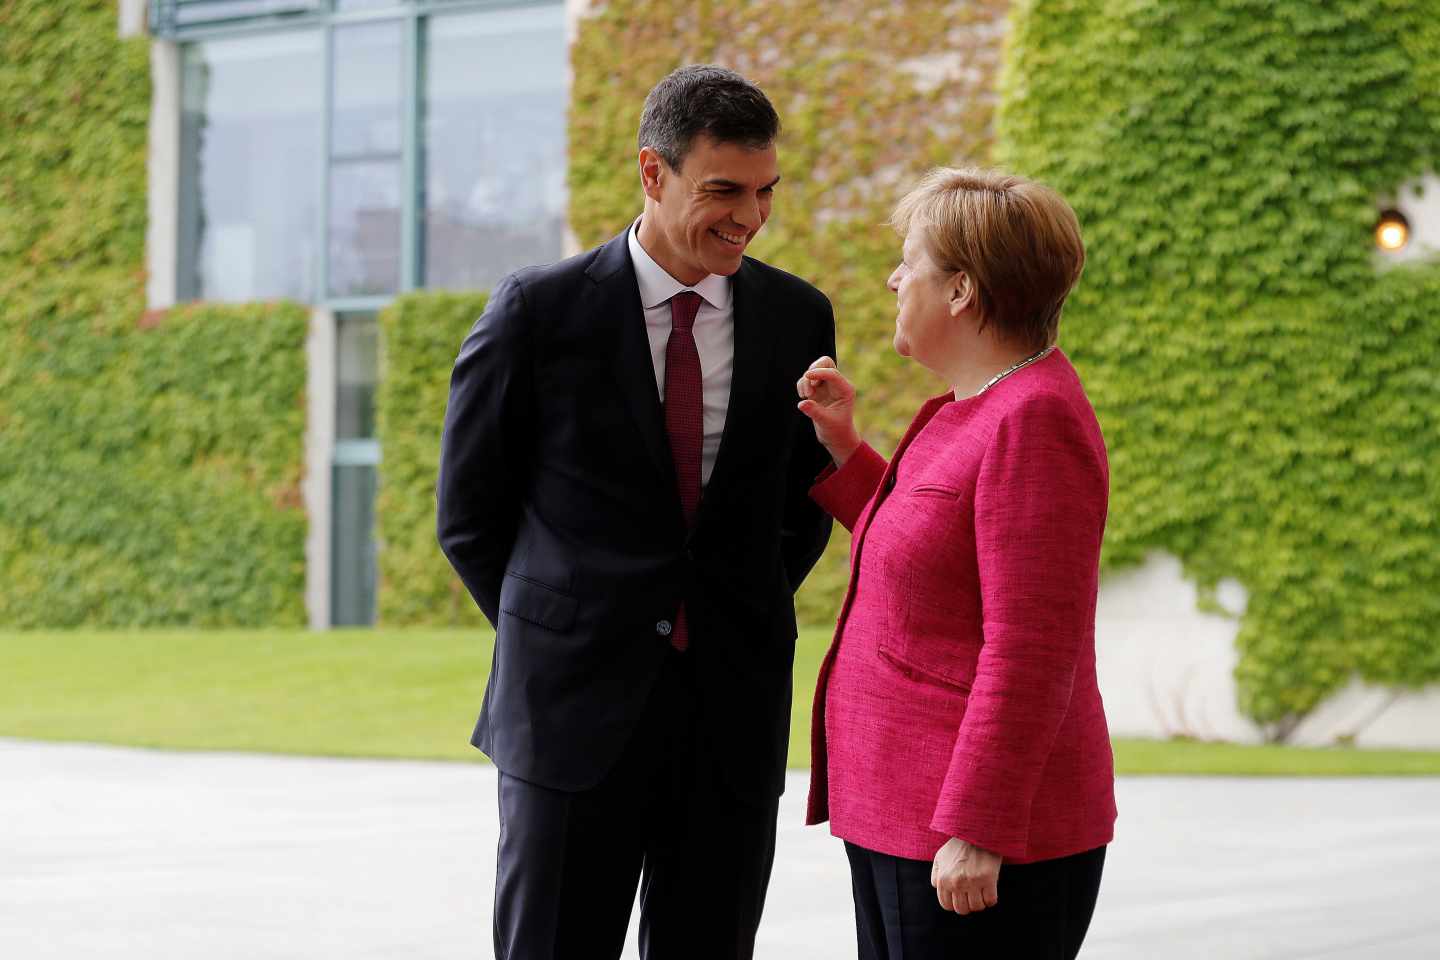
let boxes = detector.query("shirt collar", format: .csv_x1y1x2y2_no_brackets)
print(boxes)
628,217,732,311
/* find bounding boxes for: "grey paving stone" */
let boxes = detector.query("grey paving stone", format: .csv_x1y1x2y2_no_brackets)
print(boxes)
3,740,1437,959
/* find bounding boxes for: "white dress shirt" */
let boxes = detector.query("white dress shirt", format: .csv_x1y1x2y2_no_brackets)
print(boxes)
627,218,734,488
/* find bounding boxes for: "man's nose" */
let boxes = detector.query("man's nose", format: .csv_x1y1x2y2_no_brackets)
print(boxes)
733,193,762,230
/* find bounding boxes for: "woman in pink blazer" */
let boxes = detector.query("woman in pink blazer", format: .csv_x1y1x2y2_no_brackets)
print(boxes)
796,167,1115,959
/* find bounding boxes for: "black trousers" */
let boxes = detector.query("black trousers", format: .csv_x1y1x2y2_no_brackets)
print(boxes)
845,841,1106,960
493,649,780,960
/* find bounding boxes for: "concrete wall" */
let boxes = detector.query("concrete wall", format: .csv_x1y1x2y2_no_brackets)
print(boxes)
561,0,591,258
1095,552,1440,748
145,37,180,311
118,0,146,39
304,309,337,630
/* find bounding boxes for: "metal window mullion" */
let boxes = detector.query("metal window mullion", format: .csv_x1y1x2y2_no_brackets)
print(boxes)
318,23,334,304
175,45,201,302
400,10,422,292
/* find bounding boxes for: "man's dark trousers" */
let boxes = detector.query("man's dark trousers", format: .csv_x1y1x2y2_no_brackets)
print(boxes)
436,229,835,959
494,648,780,959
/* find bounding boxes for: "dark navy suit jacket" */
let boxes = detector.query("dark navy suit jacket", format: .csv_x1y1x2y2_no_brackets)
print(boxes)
436,229,834,804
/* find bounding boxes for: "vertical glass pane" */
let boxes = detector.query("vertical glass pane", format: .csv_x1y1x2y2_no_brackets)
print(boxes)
423,5,567,290
180,32,322,302
329,159,402,296
336,313,378,440
331,21,403,157
331,463,377,626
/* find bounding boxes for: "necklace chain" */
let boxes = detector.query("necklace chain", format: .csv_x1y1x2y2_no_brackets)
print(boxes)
974,345,1054,397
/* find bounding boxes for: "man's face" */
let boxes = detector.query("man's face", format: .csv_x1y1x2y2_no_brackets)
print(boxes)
639,134,779,284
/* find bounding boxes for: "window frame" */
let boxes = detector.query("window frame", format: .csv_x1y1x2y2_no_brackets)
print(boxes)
169,0,562,313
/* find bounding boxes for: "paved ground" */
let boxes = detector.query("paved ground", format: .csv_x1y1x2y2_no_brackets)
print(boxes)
3,740,1439,959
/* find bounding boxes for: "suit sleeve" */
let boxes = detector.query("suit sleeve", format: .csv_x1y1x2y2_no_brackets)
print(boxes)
435,273,536,627
779,298,838,591
928,392,1108,859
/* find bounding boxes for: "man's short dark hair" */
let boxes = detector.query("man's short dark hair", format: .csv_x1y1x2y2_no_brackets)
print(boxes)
637,64,780,171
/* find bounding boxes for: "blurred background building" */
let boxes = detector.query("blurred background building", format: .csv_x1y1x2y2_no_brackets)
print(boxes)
131,0,577,627
7,0,1438,749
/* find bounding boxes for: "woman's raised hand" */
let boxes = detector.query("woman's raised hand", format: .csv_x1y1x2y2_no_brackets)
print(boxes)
796,356,862,466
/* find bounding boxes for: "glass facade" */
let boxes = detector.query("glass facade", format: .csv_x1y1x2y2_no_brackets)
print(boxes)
178,31,323,302
173,1,568,625
328,20,405,297
332,313,380,626
335,313,379,441
422,4,567,290
177,1,567,304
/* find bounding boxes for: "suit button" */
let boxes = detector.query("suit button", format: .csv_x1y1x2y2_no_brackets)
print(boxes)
656,620,673,637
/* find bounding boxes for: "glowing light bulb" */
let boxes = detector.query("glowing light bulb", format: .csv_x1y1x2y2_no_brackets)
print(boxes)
1375,210,1410,252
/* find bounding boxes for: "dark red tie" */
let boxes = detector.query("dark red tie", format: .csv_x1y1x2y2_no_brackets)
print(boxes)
664,291,704,651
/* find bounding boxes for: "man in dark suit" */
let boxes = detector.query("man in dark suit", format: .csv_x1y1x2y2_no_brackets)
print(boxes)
436,65,835,959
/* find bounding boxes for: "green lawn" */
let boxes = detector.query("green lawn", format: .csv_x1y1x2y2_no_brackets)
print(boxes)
3,627,1439,775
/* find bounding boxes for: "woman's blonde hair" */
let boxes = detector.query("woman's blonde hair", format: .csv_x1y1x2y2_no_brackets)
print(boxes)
890,167,1085,352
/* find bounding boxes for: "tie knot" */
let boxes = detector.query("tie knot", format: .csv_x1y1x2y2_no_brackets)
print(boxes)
670,291,703,332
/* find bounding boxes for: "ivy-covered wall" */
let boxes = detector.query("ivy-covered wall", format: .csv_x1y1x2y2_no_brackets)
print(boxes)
999,0,1440,737
0,1,308,628
375,292,490,627
570,0,1010,622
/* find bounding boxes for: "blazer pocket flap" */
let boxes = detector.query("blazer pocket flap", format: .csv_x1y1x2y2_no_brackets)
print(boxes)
877,644,974,694
908,482,964,499
500,573,578,632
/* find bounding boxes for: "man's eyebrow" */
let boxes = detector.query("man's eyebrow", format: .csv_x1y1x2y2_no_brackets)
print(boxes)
701,175,782,190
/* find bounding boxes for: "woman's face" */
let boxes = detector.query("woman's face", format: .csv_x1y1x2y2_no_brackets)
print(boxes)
887,231,963,366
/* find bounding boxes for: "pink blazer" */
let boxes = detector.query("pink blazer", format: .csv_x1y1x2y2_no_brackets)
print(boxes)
806,349,1116,864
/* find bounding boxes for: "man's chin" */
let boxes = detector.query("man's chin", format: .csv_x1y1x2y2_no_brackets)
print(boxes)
706,252,746,276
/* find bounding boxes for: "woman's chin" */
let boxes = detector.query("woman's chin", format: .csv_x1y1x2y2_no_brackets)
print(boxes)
892,333,911,358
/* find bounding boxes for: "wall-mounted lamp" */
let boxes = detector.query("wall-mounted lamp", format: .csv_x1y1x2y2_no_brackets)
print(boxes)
1375,209,1410,252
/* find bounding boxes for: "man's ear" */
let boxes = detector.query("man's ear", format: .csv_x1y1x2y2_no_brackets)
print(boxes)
948,272,975,317
639,147,667,203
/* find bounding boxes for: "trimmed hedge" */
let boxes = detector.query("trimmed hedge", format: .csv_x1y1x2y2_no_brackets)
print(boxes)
999,0,1440,737
1,301,310,628
375,292,490,627
571,0,1009,623
0,1,308,628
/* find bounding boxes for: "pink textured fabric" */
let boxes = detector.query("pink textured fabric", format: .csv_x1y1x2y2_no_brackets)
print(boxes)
806,349,1116,864
664,291,704,652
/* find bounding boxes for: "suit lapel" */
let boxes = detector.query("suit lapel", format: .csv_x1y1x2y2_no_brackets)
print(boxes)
585,231,675,495
586,235,776,534
697,258,773,526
